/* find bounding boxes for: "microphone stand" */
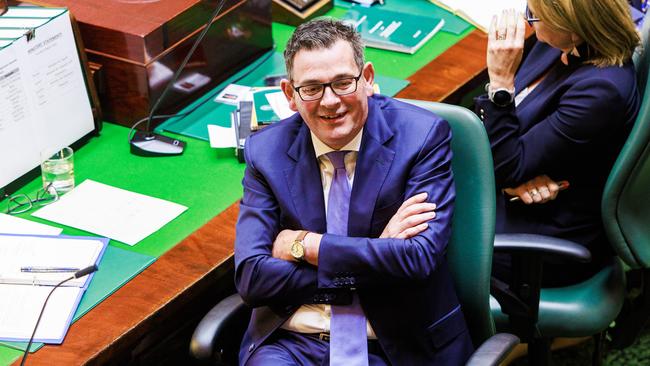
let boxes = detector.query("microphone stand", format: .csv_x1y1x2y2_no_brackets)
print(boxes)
129,0,226,157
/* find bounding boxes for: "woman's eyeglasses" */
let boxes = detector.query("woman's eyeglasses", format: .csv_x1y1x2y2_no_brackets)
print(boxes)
4,182,59,215
525,5,540,26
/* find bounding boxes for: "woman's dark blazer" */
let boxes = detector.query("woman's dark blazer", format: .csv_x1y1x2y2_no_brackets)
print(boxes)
475,40,640,265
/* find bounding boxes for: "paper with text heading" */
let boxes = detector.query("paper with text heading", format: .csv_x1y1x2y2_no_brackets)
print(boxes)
33,180,188,245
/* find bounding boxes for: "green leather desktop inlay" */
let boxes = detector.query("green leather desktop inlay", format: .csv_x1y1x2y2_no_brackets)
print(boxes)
0,122,246,257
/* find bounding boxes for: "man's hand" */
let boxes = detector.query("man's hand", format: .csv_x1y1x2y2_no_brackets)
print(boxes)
504,175,569,204
272,229,322,266
272,229,300,262
380,192,437,239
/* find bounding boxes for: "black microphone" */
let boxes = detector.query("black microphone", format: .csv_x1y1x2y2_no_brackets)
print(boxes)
74,265,98,279
129,0,227,157
20,265,98,366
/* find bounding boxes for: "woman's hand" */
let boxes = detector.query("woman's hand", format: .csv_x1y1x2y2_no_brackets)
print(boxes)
504,175,570,204
487,9,527,90
380,192,436,239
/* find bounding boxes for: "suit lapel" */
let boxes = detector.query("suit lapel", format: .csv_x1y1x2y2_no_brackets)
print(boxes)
284,122,327,233
349,98,395,237
515,42,561,93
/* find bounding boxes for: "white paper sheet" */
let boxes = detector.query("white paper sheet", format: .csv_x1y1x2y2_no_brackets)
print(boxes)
265,91,295,119
0,285,82,343
431,0,526,32
32,180,188,246
0,234,104,287
0,213,63,235
207,123,237,148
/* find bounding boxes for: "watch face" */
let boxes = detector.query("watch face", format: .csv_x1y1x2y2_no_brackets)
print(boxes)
493,89,513,106
291,241,304,259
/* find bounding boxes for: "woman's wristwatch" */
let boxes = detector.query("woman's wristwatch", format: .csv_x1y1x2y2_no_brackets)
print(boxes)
486,83,515,107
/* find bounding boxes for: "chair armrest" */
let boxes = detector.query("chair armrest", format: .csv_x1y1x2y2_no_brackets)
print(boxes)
190,293,249,362
494,233,591,263
465,333,520,366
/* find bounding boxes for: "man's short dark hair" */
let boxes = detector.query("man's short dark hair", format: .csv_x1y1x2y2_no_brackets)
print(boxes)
284,18,365,81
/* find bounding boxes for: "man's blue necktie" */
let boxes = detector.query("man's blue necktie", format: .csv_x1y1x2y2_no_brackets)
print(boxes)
326,150,368,366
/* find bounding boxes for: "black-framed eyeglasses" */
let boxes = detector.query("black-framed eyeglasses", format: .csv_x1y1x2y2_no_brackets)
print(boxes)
292,70,363,101
525,5,540,26
4,182,59,215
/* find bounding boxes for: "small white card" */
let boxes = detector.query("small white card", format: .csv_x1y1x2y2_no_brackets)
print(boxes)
207,123,237,148
214,84,251,105
32,180,188,246
265,91,295,119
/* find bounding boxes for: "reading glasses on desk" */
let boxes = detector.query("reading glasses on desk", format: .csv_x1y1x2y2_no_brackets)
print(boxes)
4,182,59,215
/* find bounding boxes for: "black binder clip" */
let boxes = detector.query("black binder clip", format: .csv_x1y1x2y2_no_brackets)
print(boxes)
25,29,35,42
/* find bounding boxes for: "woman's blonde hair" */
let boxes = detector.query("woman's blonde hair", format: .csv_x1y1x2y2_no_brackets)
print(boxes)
529,0,640,67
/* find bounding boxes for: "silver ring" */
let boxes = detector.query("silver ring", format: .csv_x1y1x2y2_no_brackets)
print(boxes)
530,189,540,196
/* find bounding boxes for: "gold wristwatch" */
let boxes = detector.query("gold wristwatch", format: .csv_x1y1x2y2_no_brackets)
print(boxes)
290,231,309,262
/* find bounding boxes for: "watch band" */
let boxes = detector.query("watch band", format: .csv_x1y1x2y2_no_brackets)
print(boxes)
295,230,309,243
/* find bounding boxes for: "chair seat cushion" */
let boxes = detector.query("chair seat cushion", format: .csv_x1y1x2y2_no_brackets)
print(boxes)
490,260,626,338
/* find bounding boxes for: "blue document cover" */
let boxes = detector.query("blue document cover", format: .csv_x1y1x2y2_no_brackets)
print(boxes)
0,233,109,344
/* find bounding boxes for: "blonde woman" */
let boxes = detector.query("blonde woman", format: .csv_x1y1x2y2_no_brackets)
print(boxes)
476,0,641,286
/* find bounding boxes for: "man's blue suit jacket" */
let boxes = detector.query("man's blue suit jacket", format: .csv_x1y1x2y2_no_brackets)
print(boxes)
234,95,474,365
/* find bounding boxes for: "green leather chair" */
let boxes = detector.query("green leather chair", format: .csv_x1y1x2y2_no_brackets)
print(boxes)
190,101,519,365
489,12,650,365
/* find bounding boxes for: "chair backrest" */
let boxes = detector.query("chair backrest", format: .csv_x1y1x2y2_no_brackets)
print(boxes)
402,99,497,346
602,13,650,269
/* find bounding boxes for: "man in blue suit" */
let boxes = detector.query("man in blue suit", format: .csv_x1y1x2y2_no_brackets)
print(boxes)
234,18,473,365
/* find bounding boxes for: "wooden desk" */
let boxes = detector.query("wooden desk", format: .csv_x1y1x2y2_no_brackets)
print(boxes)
15,29,489,365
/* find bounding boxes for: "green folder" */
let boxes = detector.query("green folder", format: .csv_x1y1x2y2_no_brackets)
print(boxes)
252,88,282,124
333,0,471,35
0,245,156,353
343,5,446,54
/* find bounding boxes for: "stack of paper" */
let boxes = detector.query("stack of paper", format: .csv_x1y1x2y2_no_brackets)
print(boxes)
429,0,526,32
0,234,108,343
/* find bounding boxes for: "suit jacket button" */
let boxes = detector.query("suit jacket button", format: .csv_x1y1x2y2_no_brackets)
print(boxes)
248,343,255,352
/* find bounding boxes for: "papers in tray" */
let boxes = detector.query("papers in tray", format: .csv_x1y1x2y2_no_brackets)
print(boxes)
429,0,526,33
342,5,445,54
0,233,108,343
32,180,188,246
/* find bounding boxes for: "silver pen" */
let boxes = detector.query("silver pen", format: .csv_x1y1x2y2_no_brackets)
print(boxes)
21,266,80,273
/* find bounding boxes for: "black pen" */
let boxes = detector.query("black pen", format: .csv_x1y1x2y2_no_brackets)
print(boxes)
21,266,80,273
